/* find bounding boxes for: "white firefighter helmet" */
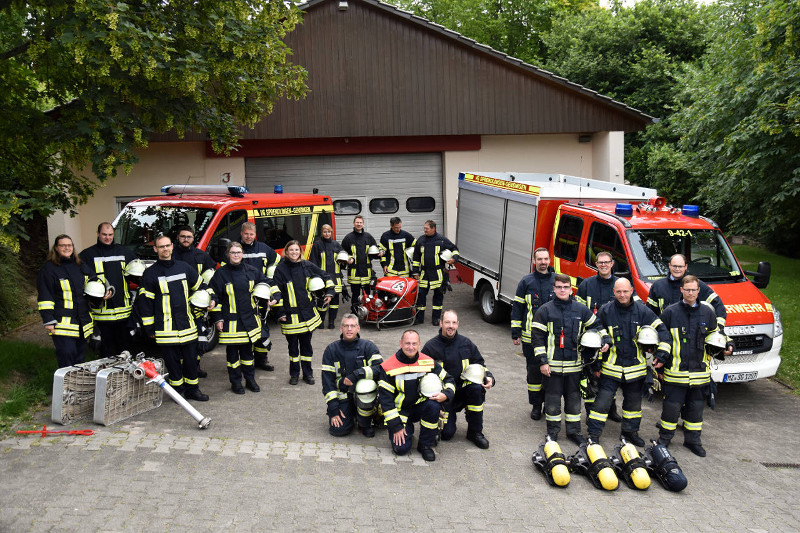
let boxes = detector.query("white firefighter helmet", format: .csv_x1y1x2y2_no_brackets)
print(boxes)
308,277,326,293
460,364,486,385
266,265,277,279
705,331,727,358
84,279,109,309
189,289,211,309
440,249,454,262
336,251,351,264
355,379,378,404
580,330,603,349
367,245,381,259
419,372,443,398
252,282,273,302
636,325,660,350
124,259,146,278
405,246,415,261
200,268,215,284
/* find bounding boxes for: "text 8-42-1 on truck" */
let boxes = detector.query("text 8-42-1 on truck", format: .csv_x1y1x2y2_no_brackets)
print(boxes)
454,172,782,384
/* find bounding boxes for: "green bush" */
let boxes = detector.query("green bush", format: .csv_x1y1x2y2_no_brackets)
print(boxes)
0,245,32,334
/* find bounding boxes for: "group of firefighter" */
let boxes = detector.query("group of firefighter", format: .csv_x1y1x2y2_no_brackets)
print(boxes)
37,216,728,464
512,247,732,460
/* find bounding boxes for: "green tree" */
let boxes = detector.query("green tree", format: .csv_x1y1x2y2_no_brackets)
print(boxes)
673,0,800,254
391,0,598,64
542,0,713,193
0,0,307,250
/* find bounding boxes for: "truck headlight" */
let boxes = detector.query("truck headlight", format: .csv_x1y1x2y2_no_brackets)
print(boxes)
773,306,783,337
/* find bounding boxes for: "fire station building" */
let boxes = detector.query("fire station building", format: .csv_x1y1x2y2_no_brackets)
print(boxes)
50,0,653,249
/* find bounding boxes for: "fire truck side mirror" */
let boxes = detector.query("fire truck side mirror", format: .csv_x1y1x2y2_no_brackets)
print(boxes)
210,238,232,263
746,261,771,289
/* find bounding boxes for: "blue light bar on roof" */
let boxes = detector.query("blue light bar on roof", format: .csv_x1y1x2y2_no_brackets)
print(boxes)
615,203,633,217
161,185,249,197
274,185,283,194
682,205,700,217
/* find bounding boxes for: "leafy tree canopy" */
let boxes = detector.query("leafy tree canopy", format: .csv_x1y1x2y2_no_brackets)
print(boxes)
0,0,307,250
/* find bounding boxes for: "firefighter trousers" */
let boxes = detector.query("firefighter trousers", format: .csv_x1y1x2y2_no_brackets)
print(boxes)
522,342,545,406
441,383,485,440
544,371,582,438
286,332,313,378
161,343,199,392
416,286,444,323
52,334,87,368
587,376,644,437
390,399,441,455
659,383,705,445
96,319,130,358
319,293,340,328
328,397,374,437
225,343,255,383
253,324,272,365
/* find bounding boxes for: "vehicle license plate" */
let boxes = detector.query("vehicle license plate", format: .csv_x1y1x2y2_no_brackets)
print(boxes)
723,372,758,383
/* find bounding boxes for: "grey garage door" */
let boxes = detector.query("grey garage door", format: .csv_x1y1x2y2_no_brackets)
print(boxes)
245,153,444,240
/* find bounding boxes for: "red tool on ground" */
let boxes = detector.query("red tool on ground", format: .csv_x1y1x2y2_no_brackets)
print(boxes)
17,425,94,437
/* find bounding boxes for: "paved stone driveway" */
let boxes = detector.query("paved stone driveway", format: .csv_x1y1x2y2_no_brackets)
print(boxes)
2,285,798,531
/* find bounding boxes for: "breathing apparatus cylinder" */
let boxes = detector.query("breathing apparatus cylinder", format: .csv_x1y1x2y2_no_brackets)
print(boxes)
645,441,688,492
543,436,570,487
586,442,619,491
616,440,651,490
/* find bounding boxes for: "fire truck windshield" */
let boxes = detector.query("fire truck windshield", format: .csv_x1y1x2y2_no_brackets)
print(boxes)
113,205,217,259
627,228,744,283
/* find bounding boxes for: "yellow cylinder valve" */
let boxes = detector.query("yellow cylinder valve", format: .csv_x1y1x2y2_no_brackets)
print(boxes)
586,443,619,491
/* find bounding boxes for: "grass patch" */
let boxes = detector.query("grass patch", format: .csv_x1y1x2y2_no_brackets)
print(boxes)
0,339,59,436
732,245,799,392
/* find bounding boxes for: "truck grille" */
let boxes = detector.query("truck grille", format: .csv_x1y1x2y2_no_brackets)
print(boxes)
728,333,772,354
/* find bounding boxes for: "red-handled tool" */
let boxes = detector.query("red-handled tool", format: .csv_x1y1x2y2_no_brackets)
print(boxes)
17,425,94,437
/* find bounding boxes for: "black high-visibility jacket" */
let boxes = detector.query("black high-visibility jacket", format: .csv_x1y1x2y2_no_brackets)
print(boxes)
660,300,718,387
140,258,201,345
209,262,277,344
271,259,334,335
379,229,416,275
341,230,378,285
646,276,726,330
532,296,600,373
321,334,383,416
421,332,495,388
576,274,618,314
240,240,279,277
411,232,459,290
37,258,93,338
309,237,344,293
173,245,216,286
511,270,555,342
79,240,136,321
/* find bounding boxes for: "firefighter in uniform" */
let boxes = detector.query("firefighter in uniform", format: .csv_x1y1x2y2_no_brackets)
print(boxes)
534,273,600,445
421,310,494,449
377,329,455,461
272,240,334,385
646,253,727,332
587,278,670,446
79,222,136,357
511,247,555,420
412,219,458,326
655,275,730,457
309,224,345,329
239,221,280,372
576,250,623,422
173,224,217,377
209,242,278,394
37,234,94,367
379,217,416,277
321,314,383,437
140,235,208,401
341,215,378,314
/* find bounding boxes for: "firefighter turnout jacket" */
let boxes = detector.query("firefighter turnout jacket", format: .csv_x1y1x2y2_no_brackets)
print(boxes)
209,262,278,344
78,240,136,322
532,297,599,373
341,230,378,285
659,300,719,387
379,229,416,276
37,258,93,339
646,276,726,329
511,271,555,342
411,232,458,290
173,245,216,286
421,332,495,389
596,299,670,381
321,335,383,417
140,259,201,344
576,274,618,314
378,350,455,435
309,236,344,295
240,240,280,277
271,259,334,335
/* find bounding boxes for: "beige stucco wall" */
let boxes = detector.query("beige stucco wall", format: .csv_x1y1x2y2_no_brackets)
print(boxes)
441,132,624,239
51,131,624,247
49,142,246,250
